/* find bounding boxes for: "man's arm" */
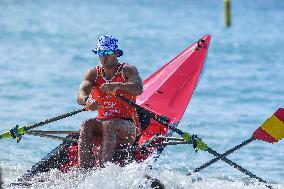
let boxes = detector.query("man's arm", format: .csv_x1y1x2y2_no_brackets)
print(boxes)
77,68,97,105
119,64,143,95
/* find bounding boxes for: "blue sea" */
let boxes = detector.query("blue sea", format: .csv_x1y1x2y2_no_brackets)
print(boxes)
0,0,284,188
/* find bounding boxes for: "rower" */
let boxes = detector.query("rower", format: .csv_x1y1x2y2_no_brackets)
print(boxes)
77,35,143,168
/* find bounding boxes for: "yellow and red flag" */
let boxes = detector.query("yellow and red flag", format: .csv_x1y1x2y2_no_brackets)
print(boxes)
253,108,284,143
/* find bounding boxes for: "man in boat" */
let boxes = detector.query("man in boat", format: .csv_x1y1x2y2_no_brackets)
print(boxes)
77,35,143,168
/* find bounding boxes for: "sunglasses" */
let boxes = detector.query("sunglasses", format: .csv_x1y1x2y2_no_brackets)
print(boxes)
98,50,115,56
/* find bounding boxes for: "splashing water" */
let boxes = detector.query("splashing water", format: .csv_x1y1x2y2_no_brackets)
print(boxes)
1,0,284,188
2,156,283,189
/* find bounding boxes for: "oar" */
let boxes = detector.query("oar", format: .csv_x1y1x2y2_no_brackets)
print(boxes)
187,109,284,189
115,93,279,189
27,130,80,135
188,108,284,184
0,108,86,142
27,131,78,143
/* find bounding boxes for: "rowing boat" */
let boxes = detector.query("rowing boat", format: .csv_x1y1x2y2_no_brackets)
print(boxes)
15,35,211,184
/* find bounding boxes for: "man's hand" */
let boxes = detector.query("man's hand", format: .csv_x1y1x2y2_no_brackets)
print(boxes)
85,98,102,111
100,83,120,94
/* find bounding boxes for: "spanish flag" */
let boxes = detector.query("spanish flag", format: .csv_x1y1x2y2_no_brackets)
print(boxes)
253,108,284,143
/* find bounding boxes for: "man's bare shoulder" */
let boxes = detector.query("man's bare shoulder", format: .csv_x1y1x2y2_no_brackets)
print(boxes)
122,63,142,86
122,64,140,75
84,67,97,82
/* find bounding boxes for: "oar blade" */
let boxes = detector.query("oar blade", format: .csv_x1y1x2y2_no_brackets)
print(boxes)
253,108,284,143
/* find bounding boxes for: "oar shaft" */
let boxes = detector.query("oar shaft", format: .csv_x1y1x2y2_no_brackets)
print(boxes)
148,141,189,147
27,132,78,143
157,137,186,141
26,109,84,131
29,130,80,135
192,137,255,173
0,109,84,141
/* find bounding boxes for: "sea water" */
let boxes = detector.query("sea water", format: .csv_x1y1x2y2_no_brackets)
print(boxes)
0,0,283,188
